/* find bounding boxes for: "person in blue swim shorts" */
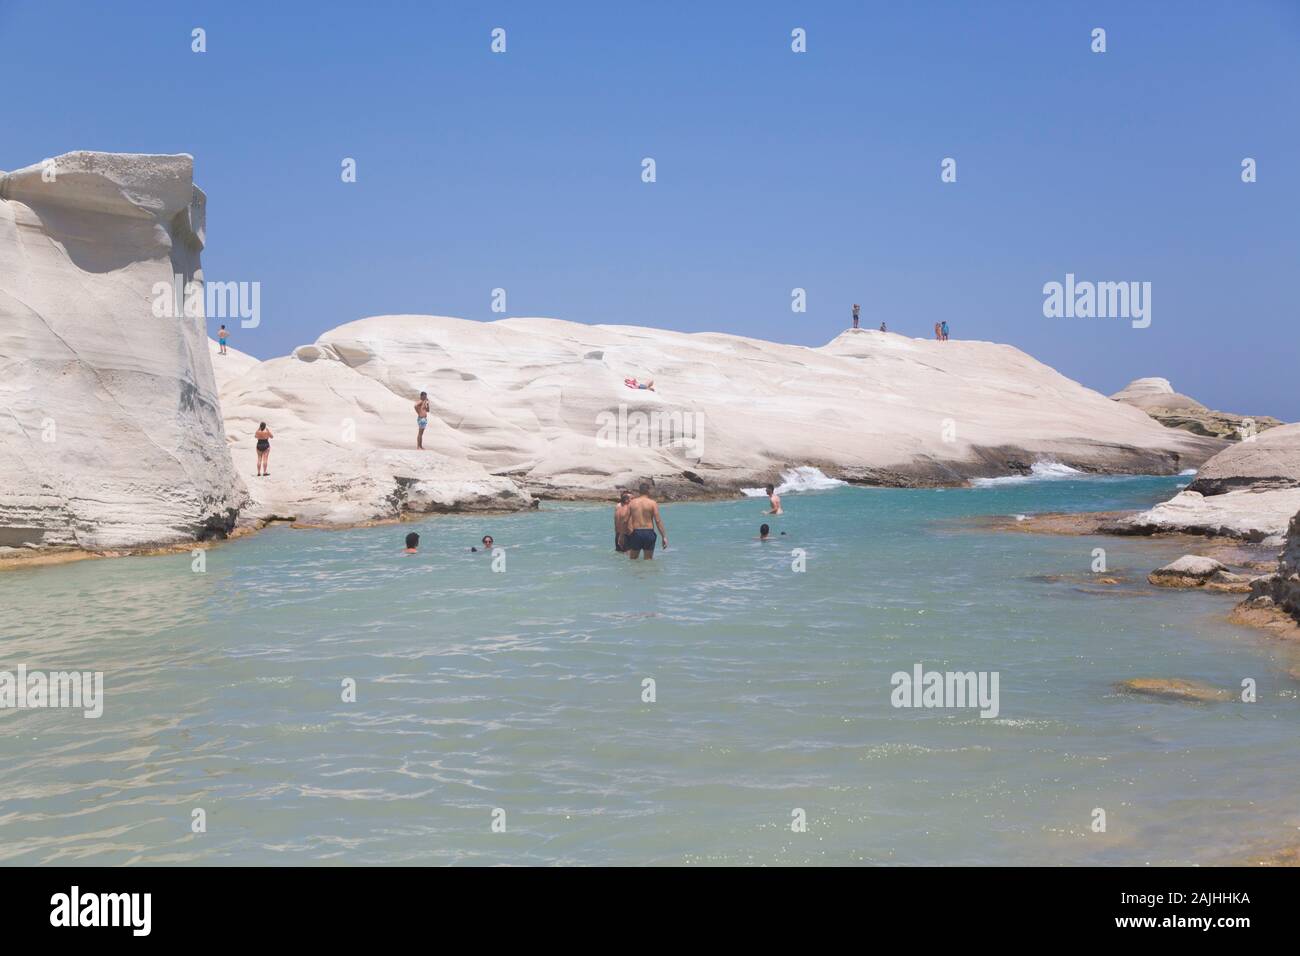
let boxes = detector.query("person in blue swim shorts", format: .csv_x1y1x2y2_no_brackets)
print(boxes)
414,391,430,449
624,482,668,560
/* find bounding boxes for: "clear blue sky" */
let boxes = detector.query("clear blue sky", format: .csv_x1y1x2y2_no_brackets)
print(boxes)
3,0,1297,418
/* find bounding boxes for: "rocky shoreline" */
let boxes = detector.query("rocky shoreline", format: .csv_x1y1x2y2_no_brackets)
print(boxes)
3,149,1296,865
983,509,1300,638
2,150,1225,552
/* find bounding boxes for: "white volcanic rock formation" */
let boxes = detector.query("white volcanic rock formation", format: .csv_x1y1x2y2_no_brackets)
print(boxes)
1123,488,1300,541
211,315,1223,527
215,338,534,527
1187,422,1300,495
1111,376,1282,440
208,337,260,391
0,152,245,550
1111,377,1207,411
1123,423,1300,540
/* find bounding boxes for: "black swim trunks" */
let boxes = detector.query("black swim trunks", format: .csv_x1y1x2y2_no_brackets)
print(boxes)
615,533,627,553
256,439,270,452
625,528,656,553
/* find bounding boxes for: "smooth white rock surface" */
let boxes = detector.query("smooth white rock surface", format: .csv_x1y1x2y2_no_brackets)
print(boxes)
1111,376,1206,410
0,151,245,549
1126,423,1300,539
212,315,1223,526
1127,488,1300,540
1189,422,1300,493
208,337,260,391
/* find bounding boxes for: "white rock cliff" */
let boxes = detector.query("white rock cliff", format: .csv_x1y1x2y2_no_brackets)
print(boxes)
211,314,1223,528
0,151,245,549
3,152,1242,548
1125,422,1300,540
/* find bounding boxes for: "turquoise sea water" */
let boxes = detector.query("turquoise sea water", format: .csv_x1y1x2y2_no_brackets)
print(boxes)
1,476,1297,866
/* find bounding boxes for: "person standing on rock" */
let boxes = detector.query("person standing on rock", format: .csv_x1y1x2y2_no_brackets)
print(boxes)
941,320,950,341
852,304,860,329
879,321,887,333
218,325,229,355
414,391,430,449
765,484,783,515
625,483,667,560
255,422,273,477
614,490,632,552
934,322,942,340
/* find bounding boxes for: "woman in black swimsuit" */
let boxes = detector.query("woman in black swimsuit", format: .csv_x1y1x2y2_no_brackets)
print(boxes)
255,422,273,476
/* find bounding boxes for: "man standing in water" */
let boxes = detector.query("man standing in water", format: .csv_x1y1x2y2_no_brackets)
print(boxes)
414,391,430,449
614,490,632,552
624,483,668,560
765,484,783,515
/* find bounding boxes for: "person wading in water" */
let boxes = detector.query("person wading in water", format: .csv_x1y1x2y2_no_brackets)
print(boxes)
624,483,668,560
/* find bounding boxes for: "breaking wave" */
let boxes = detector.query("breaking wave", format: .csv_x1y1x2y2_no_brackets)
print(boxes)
742,466,847,496
969,462,1085,488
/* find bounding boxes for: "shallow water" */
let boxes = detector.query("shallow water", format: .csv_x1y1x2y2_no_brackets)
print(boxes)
1,476,1297,865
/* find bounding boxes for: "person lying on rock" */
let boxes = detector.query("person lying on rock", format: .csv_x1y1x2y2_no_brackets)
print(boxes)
624,377,655,391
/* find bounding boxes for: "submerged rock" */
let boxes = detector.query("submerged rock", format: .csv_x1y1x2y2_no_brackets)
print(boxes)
1115,678,1232,703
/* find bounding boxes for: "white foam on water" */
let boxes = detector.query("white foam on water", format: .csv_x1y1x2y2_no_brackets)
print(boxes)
742,466,847,497
1179,468,1197,476
969,461,1084,488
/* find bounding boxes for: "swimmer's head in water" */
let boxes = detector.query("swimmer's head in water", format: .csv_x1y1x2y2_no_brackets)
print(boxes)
760,524,770,537
765,484,775,495
482,535,493,548
405,531,419,549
